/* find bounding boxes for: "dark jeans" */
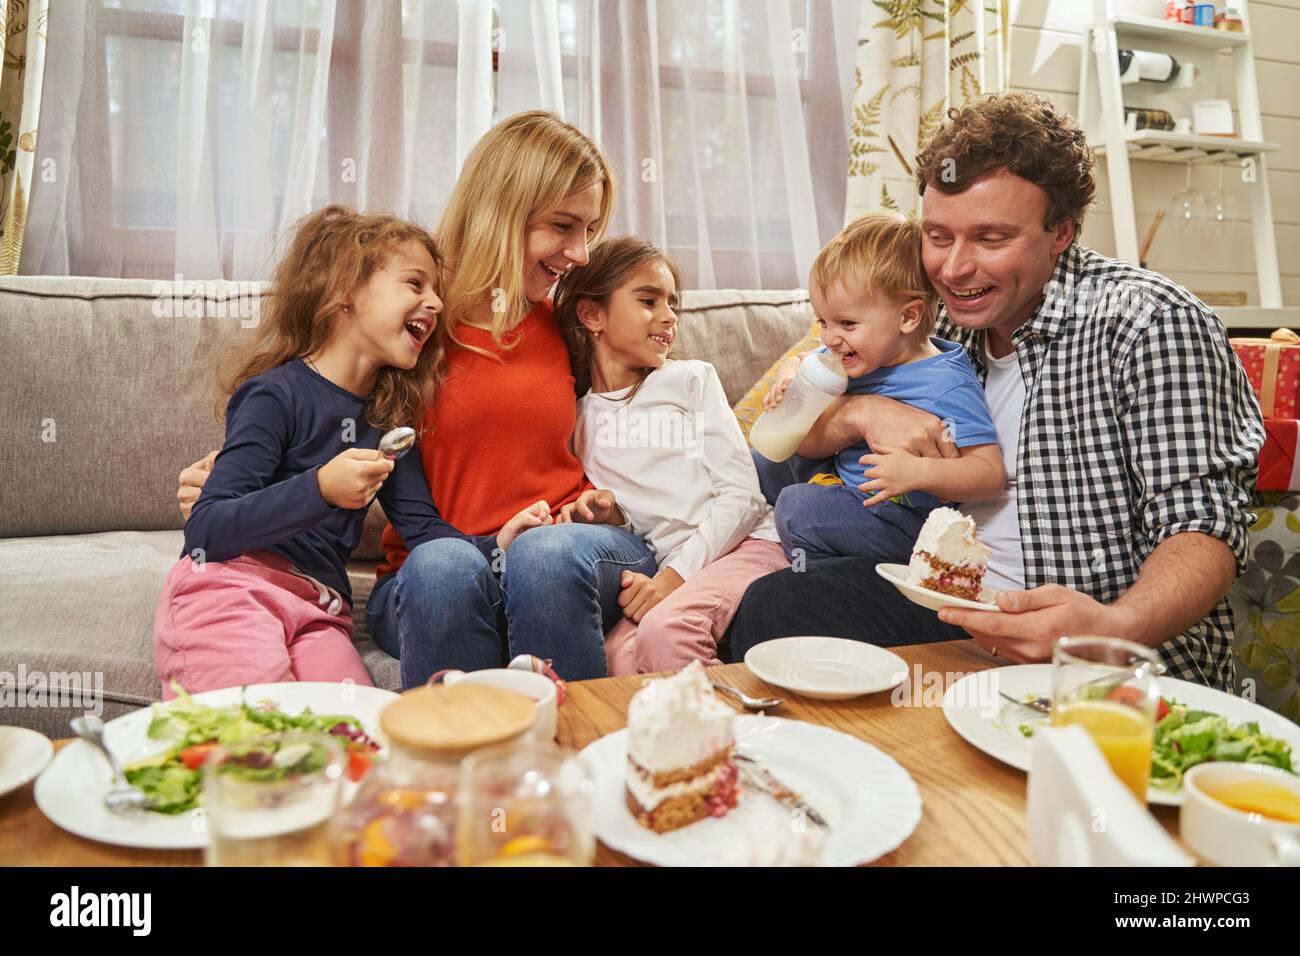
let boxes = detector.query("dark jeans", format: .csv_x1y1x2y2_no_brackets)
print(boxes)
724,556,968,662
367,524,657,687
774,482,931,564
728,449,967,660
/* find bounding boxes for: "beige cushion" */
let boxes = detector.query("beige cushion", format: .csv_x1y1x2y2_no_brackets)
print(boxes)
0,276,254,537
672,289,814,405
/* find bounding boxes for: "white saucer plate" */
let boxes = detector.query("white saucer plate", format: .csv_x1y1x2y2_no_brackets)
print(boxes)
0,726,55,798
744,636,909,700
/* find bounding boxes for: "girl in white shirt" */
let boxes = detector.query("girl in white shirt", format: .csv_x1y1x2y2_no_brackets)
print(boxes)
554,236,787,675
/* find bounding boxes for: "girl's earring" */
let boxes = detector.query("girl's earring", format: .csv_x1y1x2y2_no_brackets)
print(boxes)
593,328,603,339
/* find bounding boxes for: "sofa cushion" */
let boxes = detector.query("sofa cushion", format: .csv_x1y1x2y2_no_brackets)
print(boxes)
0,276,256,538
0,530,399,737
671,289,813,405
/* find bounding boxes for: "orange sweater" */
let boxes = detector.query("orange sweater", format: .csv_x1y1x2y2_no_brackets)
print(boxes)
378,299,591,577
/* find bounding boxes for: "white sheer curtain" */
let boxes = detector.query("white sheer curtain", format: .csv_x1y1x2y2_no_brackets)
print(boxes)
26,0,857,290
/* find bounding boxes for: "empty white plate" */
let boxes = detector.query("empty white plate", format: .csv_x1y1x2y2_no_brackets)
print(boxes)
744,636,909,700
875,562,999,612
0,726,54,799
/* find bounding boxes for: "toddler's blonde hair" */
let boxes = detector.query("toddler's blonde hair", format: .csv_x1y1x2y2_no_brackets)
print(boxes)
810,210,937,336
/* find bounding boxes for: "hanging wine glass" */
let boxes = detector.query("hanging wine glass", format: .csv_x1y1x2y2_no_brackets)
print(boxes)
1168,162,1204,236
1203,162,1238,240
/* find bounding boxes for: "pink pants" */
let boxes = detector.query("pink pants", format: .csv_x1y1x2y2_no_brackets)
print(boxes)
153,551,374,699
605,537,789,676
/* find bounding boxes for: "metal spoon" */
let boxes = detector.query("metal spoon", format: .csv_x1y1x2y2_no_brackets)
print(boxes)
1000,691,1051,715
710,681,783,711
378,426,416,460
69,715,154,812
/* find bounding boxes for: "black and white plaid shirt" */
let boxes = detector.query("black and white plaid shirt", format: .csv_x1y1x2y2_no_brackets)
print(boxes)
937,244,1264,690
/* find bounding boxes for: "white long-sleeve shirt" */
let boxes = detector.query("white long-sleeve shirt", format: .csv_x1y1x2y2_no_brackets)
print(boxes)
574,359,779,580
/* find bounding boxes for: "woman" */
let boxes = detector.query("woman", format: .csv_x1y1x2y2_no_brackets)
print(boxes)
178,111,657,685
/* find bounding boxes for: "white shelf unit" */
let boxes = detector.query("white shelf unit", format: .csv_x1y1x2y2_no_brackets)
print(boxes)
1108,13,1250,48
1078,0,1282,307
1218,306,1300,330
1093,129,1278,164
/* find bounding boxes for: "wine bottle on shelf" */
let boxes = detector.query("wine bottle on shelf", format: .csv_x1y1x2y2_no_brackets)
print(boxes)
1117,48,1181,84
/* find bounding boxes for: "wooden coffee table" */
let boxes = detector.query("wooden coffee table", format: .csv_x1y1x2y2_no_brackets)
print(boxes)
0,640,1181,866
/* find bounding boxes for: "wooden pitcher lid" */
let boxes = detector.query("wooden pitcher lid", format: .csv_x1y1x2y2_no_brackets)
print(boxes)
380,683,537,756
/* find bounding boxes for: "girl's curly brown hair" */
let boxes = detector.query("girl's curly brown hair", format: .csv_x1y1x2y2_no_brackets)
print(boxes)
219,205,444,433
915,91,1095,238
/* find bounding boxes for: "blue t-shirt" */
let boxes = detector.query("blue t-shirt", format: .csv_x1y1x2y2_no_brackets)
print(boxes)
183,360,493,604
817,338,999,509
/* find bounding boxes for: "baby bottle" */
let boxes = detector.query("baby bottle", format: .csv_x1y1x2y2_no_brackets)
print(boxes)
749,351,847,462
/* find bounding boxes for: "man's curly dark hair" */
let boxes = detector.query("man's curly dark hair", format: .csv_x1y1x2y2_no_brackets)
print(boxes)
915,91,1096,237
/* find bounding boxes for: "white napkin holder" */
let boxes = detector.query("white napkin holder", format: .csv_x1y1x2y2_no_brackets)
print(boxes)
1193,99,1235,136
1027,725,1193,867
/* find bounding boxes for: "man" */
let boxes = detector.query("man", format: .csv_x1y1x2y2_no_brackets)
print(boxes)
728,91,1264,690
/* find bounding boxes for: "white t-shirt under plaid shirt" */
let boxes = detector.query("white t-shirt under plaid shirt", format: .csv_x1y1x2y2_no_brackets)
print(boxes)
937,244,1264,691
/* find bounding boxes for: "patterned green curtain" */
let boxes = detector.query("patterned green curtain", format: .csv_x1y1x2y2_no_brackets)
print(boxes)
0,0,47,274
845,0,1011,223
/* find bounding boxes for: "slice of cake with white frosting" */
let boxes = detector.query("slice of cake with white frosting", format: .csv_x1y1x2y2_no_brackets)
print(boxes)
907,507,991,602
624,661,739,833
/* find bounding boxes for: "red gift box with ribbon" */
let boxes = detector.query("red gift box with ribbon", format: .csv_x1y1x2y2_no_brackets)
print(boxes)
1259,418,1300,492
1231,328,1300,418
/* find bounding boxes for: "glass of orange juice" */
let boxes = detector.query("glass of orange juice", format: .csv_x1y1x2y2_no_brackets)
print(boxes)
1050,636,1161,802
456,741,596,867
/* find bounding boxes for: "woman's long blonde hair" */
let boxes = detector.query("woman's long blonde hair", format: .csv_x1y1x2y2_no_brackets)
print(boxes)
436,110,616,353
219,205,444,432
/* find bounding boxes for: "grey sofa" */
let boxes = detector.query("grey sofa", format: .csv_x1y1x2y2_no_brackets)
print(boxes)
0,277,811,736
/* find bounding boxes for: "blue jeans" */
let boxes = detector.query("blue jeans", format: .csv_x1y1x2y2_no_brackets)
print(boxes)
753,449,930,563
775,484,931,564
751,449,825,507
367,524,658,687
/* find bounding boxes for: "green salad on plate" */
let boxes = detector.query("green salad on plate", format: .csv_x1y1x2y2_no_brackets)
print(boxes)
122,685,380,814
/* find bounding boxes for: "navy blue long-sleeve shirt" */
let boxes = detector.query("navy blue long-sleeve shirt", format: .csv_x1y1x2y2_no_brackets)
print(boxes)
183,360,495,604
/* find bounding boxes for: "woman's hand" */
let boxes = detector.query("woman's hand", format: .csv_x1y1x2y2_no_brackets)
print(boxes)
497,500,554,551
317,448,394,510
177,450,218,520
857,444,930,507
556,489,623,525
762,355,803,411
618,567,685,623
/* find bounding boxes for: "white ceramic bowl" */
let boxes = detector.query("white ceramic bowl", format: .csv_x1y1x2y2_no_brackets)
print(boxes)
0,726,54,798
1180,762,1300,866
443,669,558,740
